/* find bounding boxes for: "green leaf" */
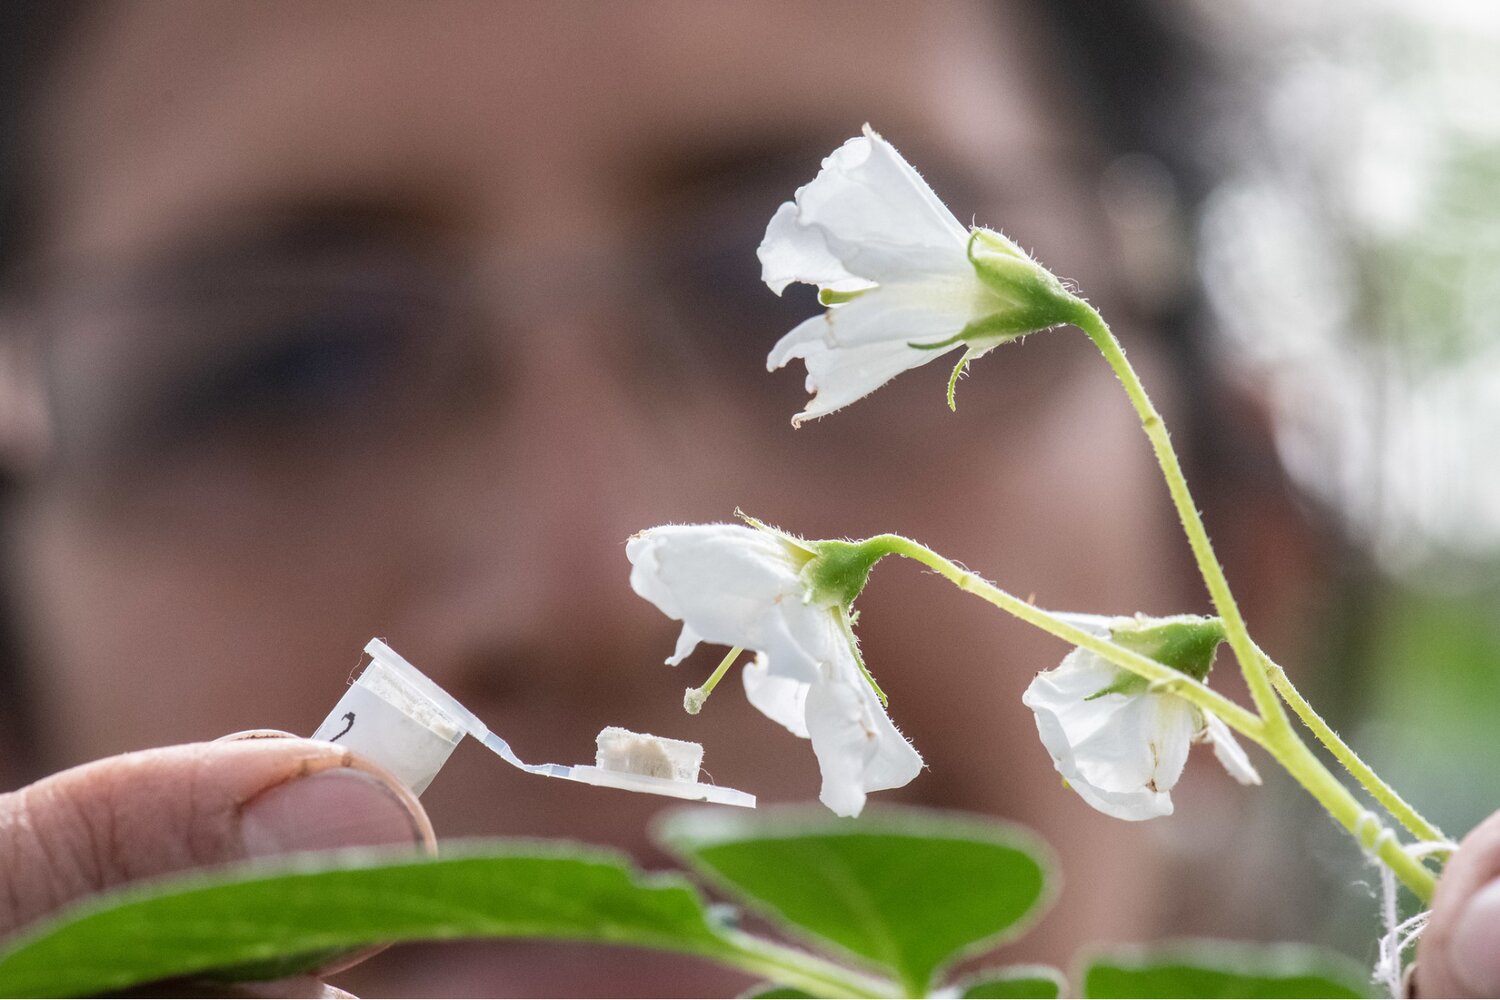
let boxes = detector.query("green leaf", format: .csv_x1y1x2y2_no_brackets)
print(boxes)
0,840,736,999
956,964,1066,998
658,806,1054,996
741,986,816,999
1081,941,1372,999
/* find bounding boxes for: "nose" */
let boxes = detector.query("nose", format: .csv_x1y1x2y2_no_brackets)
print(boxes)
385,272,692,713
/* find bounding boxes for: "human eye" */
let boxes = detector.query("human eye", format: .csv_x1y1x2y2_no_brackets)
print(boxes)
43,246,473,475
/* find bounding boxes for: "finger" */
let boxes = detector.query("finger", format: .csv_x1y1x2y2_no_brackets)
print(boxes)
1415,809,1500,997
0,738,434,940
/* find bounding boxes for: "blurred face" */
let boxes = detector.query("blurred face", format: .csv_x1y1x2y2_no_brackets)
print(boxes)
4,1,1192,993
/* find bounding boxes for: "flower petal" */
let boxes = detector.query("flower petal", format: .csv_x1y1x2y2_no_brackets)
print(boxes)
742,652,811,739
627,524,835,683
758,201,871,297
1022,648,1188,821
804,663,923,817
1201,711,1262,785
770,330,946,426
757,125,969,293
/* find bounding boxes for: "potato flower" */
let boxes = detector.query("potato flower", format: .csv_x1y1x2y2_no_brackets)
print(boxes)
759,124,1080,425
1022,615,1260,821
627,522,922,816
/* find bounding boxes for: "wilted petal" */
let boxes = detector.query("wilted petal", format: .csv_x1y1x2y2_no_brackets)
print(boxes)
804,664,923,817
742,653,810,738
1201,712,1261,785
1023,648,1196,821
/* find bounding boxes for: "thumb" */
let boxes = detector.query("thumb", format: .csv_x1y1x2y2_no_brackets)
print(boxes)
1416,809,1500,997
0,737,433,939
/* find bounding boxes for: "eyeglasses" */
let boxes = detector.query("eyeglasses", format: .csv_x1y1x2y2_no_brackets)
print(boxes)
0,199,831,538
0,154,1094,544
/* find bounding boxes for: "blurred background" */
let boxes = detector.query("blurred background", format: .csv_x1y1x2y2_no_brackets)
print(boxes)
0,0,1495,995
1184,0,1500,956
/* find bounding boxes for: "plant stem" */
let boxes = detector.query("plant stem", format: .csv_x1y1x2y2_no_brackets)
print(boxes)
1257,646,1448,846
874,532,1440,901
1069,303,1287,731
717,932,896,998
1262,728,1438,902
871,534,1263,739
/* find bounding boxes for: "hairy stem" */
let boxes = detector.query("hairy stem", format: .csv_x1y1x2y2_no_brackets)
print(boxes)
1259,647,1448,846
871,534,1263,739
1069,303,1287,731
1263,729,1438,901
872,532,1438,901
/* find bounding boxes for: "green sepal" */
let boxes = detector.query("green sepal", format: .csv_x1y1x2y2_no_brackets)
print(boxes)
966,228,1082,331
1086,672,1151,701
1109,615,1227,683
802,538,889,609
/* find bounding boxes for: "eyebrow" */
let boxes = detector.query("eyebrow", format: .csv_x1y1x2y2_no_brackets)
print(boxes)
34,196,456,306
622,123,995,220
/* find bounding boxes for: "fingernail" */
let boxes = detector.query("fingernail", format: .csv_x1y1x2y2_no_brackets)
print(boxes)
1452,878,1500,996
241,767,430,858
216,729,298,743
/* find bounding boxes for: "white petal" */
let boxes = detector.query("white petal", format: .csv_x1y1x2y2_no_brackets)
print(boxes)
1022,648,1187,821
742,653,811,739
627,524,838,683
794,128,969,272
758,126,969,293
1142,695,1197,793
668,621,703,667
821,276,990,349
758,201,869,296
804,662,923,817
1201,712,1262,785
772,333,945,426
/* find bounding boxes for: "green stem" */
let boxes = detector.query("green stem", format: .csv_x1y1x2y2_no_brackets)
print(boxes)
871,534,1263,739
1258,646,1448,846
716,931,897,998
874,532,1440,900
1263,727,1438,902
1069,303,1287,731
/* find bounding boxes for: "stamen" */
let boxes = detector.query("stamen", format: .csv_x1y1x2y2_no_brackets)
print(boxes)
684,646,744,715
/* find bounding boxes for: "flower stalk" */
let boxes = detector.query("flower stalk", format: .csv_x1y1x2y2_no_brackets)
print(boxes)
1066,301,1288,733
867,533,1263,738
867,532,1439,900
1258,647,1448,846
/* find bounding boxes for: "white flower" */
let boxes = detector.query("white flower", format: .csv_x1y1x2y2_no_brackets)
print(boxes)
627,523,922,816
1021,622,1260,822
758,124,1077,425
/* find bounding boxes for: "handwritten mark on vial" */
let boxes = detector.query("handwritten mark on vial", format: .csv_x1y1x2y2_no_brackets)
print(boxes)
330,712,356,742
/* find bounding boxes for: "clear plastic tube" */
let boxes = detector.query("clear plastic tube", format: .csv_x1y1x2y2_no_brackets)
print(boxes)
311,638,754,808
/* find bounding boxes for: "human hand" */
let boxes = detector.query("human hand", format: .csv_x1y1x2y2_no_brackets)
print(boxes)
0,733,434,996
1417,810,1500,997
